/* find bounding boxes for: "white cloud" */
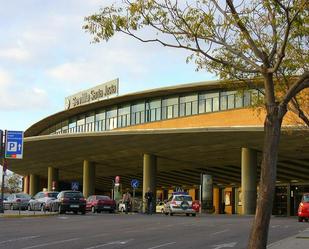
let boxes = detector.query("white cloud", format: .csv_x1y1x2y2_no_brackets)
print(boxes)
0,69,49,111
0,47,31,61
0,69,12,87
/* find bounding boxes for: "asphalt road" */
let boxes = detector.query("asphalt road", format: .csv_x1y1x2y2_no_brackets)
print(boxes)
0,213,308,249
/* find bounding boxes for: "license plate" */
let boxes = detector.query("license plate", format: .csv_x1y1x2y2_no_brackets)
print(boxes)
70,205,79,208
104,206,110,209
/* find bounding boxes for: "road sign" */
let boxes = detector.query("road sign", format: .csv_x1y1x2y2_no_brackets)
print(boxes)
5,131,24,159
71,181,79,191
131,179,139,189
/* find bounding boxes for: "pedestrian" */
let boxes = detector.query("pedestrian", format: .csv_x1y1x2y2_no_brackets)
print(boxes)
144,187,154,215
123,189,132,214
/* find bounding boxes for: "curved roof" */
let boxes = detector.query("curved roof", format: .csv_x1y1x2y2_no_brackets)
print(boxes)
25,79,250,137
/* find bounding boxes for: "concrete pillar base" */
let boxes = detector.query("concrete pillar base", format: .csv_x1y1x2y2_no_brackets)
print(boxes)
83,160,95,198
241,148,257,215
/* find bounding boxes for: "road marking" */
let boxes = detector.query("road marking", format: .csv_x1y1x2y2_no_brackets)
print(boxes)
211,229,229,236
21,238,80,249
57,216,68,219
212,242,237,249
84,239,134,249
147,242,176,249
271,225,280,228
0,236,40,245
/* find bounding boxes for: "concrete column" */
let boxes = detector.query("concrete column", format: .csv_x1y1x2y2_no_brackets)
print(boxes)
83,160,95,198
29,174,40,196
142,154,157,213
241,148,257,215
201,174,213,212
213,187,220,214
23,175,30,194
47,167,59,191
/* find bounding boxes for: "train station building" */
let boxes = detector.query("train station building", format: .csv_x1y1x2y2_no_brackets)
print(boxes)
9,78,309,216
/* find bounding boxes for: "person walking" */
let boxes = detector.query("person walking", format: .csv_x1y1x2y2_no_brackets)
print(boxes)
144,187,154,215
123,190,132,214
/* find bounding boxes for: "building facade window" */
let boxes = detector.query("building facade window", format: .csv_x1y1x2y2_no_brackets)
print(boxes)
85,112,95,132
106,107,117,130
199,92,219,113
95,110,106,131
180,94,198,116
162,96,178,120
146,99,161,122
39,86,263,136
118,105,130,128
131,102,145,125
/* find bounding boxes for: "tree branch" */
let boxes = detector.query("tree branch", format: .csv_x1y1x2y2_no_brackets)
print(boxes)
226,0,266,62
290,97,309,126
279,71,309,118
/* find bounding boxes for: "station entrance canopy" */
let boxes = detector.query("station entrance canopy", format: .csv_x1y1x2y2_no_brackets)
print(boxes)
8,127,309,191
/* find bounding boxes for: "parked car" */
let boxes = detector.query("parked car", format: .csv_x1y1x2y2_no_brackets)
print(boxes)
156,201,165,213
50,191,86,215
0,193,10,211
86,195,116,213
28,191,59,211
164,192,196,216
5,193,31,210
298,193,309,222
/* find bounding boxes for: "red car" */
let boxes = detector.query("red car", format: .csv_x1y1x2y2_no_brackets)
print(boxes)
298,193,309,222
86,195,116,213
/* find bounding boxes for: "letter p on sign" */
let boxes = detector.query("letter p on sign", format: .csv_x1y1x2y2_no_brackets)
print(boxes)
8,142,17,152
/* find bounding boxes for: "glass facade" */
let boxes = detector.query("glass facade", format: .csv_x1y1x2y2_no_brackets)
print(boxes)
41,88,263,135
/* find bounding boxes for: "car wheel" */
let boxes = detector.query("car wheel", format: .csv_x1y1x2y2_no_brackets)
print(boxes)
10,204,14,210
73,210,78,214
91,206,96,213
121,207,124,213
192,213,196,217
27,204,31,211
169,211,173,216
298,217,303,222
161,209,164,214
41,204,45,212
81,210,86,215
305,219,308,222
186,213,190,216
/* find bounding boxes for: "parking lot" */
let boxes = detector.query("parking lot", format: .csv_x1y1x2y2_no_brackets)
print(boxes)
0,212,308,249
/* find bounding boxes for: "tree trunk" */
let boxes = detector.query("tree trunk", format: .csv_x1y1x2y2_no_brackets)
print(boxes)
247,103,284,249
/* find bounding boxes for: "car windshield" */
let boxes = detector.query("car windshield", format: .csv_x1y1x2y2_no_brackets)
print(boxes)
174,195,192,202
47,192,59,198
97,196,110,200
303,194,309,203
64,192,83,198
16,193,30,199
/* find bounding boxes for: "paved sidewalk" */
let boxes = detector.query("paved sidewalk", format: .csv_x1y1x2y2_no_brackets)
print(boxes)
268,228,309,249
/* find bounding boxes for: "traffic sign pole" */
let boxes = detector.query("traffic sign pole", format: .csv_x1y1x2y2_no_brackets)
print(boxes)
0,130,5,213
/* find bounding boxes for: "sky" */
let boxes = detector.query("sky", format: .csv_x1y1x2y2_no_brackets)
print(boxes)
0,0,215,133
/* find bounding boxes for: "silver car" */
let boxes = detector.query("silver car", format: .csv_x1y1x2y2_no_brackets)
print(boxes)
6,193,31,210
164,193,196,216
28,191,59,211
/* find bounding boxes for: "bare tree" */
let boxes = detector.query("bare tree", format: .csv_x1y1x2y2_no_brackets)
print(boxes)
84,1,309,248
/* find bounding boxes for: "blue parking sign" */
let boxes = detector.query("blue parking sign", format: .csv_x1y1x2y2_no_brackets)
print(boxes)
5,131,24,159
71,181,79,191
